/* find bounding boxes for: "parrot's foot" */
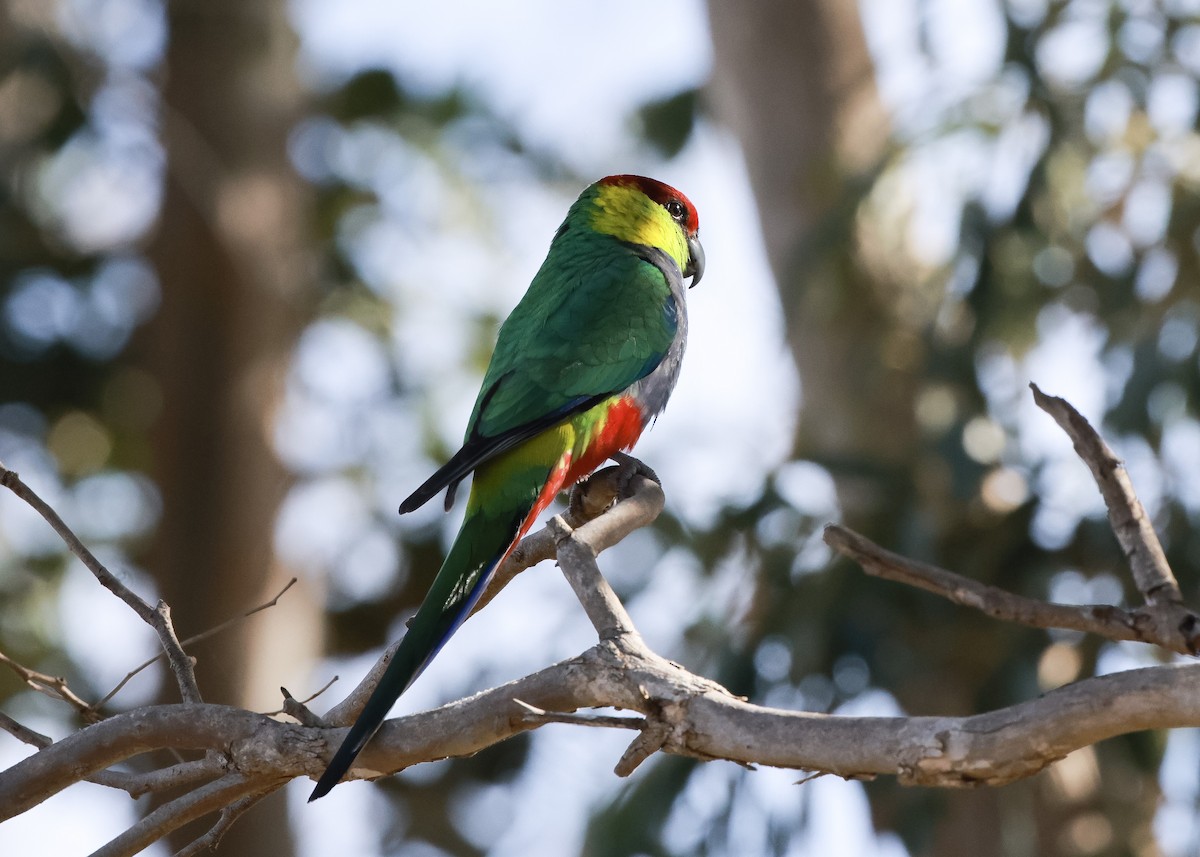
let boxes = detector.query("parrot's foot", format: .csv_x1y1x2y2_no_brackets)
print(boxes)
567,454,660,524
610,451,660,494
566,474,614,522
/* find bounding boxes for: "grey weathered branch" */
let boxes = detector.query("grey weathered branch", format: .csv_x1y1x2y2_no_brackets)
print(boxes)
0,464,203,704
1030,384,1199,650
5,643,1200,836
0,650,97,718
823,524,1199,654
4,394,1200,857
174,792,272,857
90,772,266,857
0,709,223,798
96,578,299,709
825,386,1199,655
1030,383,1182,604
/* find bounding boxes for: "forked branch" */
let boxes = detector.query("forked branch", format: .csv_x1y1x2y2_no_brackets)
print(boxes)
2,386,1199,857
826,385,1200,655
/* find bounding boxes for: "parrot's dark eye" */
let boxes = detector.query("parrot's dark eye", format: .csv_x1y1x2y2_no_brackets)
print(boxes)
666,200,686,221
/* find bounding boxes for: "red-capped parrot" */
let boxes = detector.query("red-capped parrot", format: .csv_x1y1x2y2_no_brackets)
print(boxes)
310,174,703,800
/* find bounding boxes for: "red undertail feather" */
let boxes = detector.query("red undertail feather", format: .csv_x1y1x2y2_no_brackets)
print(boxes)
518,455,572,543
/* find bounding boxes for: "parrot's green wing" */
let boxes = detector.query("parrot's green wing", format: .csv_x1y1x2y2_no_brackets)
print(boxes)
399,244,680,513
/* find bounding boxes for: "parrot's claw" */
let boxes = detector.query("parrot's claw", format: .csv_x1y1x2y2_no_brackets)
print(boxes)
566,453,660,523
611,452,660,494
566,477,607,521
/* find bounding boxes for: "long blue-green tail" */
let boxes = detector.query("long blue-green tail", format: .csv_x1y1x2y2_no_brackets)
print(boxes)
308,505,527,801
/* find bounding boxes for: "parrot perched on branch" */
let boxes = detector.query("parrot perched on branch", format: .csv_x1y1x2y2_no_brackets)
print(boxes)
310,174,704,801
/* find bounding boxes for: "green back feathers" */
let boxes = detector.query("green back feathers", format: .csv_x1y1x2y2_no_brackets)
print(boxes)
396,175,697,516
470,223,676,438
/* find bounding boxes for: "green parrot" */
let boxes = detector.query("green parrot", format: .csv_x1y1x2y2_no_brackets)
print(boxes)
309,174,704,801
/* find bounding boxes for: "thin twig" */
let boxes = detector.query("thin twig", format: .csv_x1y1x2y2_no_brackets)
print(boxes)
0,651,96,718
1030,384,1200,649
0,465,156,624
1030,384,1181,603
824,524,1198,655
512,698,644,730
0,711,51,747
97,578,299,709
173,791,270,857
153,602,202,703
794,770,827,786
90,773,267,857
180,578,297,648
0,464,205,701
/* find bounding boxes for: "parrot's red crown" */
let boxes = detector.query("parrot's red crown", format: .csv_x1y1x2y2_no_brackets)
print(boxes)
598,174,699,234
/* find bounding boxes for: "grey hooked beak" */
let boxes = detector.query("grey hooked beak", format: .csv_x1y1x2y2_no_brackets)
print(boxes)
684,234,705,288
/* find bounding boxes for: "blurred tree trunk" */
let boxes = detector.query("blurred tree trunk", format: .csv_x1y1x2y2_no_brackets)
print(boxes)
143,0,321,853
707,0,907,523
706,2,1070,856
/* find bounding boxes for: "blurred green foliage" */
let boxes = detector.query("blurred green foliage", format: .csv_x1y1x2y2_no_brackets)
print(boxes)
2,1,1199,856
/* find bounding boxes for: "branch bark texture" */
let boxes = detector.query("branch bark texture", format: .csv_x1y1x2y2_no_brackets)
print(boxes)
2,387,1198,856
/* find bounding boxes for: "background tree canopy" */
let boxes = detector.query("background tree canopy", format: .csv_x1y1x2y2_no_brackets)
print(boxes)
2,0,1199,855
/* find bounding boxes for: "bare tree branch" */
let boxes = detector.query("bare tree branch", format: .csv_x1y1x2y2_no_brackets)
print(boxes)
826,386,1200,655
110,757,227,799
5,391,1200,854
0,705,259,819
0,710,222,797
823,524,1198,654
0,465,157,624
90,773,269,857
96,578,298,709
174,791,272,857
154,601,202,704
679,661,1200,786
0,464,203,703
550,512,640,640
1029,383,1185,606
6,645,1200,833
0,650,97,718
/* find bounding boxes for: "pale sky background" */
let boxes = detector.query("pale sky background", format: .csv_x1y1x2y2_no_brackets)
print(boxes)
3,0,1199,854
